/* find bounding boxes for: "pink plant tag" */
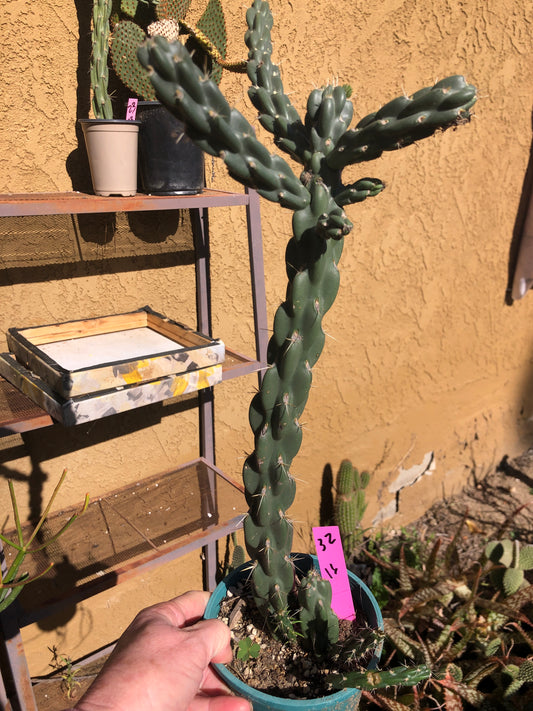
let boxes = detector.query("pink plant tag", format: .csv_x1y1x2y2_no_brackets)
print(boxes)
312,525,356,621
126,98,138,120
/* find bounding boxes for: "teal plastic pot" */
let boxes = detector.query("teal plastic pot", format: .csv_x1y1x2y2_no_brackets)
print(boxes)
204,553,383,711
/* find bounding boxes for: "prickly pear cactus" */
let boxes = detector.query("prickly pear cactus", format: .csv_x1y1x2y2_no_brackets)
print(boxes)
91,0,114,119
110,0,245,101
138,0,476,648
485,538,533,595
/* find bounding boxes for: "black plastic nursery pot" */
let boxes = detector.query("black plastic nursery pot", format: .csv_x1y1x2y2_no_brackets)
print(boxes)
204,554,383,711
136,101,204,195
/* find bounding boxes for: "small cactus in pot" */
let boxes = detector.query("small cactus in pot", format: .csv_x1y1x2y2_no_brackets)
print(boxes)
138,0,477,677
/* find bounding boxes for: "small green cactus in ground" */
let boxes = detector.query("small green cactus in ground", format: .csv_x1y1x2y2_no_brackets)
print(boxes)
91,0,114,118
485,538,533,595
334,460,370,557
139,0,476,651
110,0,245,101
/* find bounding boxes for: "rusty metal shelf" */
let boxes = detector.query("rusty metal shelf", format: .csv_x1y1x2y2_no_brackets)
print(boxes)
0,377,52,435
3,458,245,627
0,190,250,217
0,187,267,711
0,348,259,436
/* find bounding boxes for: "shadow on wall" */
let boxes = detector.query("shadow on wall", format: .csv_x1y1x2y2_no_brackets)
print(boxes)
0,211,194,286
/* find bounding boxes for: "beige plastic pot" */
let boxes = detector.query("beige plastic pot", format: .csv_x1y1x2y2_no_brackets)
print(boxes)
79,119,140,196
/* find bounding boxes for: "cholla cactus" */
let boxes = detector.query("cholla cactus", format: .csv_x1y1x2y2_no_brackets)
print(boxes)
298,568,339,656
138,0,476,648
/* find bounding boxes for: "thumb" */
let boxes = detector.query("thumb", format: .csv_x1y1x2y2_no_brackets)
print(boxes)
186,618,233,664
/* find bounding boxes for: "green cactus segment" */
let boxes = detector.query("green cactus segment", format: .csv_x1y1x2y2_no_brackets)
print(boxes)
138,38,310,210
243,183,345,636
329,664,431,691
333,178,385,207
337,460,355,495
326,75,477,170
156,0,192,21
305,86,354,160
112,21,157,101
297,569,340,655
91,0,114,119
485,539,533,595
334,460,370,556
194,0,227,84
245,0,309,165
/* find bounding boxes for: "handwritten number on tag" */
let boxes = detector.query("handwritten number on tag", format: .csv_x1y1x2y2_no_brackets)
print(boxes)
317,532,337,551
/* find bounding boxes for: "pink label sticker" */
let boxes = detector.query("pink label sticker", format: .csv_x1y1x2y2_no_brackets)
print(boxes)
126,98,138,120
312,525,356,621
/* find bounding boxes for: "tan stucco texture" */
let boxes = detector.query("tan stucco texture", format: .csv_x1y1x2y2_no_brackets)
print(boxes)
1,0,532,676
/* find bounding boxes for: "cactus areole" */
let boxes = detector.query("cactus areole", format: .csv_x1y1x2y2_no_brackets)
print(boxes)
139,0,477,648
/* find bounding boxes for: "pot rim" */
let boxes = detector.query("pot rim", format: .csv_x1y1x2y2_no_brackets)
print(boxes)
204,553,383,709
78,118,141,125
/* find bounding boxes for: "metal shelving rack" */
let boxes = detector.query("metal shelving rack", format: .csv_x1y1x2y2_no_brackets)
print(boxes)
0,188,268,711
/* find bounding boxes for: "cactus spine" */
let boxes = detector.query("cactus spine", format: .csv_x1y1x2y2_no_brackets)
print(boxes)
139,0,476,648
91,0,113,119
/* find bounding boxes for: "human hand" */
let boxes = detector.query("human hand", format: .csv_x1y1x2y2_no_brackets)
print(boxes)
74,591,251,711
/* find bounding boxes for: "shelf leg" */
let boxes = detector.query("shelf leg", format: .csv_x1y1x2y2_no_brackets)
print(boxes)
0,607,37,711
191,206,219,591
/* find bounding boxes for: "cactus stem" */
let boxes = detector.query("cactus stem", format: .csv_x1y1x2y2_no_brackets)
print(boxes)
140,5,477,649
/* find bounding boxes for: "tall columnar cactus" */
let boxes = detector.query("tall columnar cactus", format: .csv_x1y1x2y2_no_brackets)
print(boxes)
138,0,476,645
91,0,114,119
335,460,371,557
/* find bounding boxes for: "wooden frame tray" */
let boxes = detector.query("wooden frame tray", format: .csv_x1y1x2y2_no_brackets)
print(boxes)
6,306,224,398
0,353,221,426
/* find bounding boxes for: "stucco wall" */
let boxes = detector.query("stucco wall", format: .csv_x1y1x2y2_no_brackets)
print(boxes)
1,0,533,676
